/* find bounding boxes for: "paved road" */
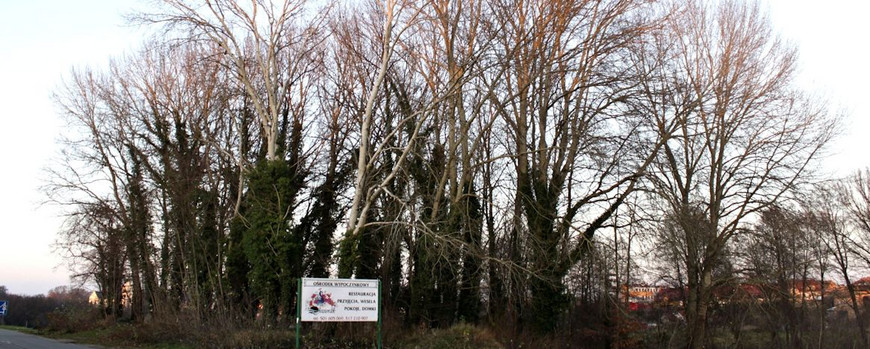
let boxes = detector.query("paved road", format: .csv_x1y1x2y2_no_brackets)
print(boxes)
0,328,99,349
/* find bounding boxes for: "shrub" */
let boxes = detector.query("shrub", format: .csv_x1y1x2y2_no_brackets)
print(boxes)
398,323,503,349
43,307,102,333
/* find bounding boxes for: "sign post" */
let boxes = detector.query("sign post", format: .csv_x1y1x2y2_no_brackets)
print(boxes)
377,281,382,348
296,278,380,348
296,279,302,349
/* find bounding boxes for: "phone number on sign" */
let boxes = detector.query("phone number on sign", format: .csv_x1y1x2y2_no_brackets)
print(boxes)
316,316,372,321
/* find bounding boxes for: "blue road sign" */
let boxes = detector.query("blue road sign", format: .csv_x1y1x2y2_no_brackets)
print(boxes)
0,300,6,316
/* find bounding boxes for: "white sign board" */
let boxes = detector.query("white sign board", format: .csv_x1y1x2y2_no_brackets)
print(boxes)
300,278,378,322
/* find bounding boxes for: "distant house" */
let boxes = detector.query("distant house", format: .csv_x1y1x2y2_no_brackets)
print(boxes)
712,283,764,303
620,285,661,304
853,276,870,293
88,291,103,306
791,279,836,302
618,285,664,311
827,277,870,309
654,287,686,307
605,276,870,315
121,281,133,309
88,281,133,309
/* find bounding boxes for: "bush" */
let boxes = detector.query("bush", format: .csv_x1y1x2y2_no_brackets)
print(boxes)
398,323,503,349
204,328,294,349
102,320,192,347
43,307,103,333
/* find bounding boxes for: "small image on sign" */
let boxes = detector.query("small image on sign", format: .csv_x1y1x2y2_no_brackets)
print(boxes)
307,289,336,315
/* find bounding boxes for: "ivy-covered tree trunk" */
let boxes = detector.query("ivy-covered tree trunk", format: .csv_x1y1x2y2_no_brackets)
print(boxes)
242,159,304,323
125,147,156,320
226,213,251,315
457,183,483,323
300,168,348,278
193,188,222,314
520,174,569,332
406,142,453,327
225,106,254,316
355,208,383,280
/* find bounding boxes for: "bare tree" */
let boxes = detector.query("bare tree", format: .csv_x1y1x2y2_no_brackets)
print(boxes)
646,1,836,347
844,169,870,267
116,41,237,316
339,0,427,277
806,182,868,347
49,63,161,320
484,0,672,332
822,169,870,347
53,201,127,318
141,0,323,162
741,204,817,347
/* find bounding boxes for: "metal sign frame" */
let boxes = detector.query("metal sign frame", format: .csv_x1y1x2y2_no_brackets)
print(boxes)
296,278,381,349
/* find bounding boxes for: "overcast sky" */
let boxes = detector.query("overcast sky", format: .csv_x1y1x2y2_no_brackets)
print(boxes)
0,0,867,296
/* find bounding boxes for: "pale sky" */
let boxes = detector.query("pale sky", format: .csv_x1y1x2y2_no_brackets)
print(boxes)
0,0,143,295
0,0,867,296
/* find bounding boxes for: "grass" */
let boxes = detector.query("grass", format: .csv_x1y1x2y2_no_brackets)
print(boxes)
41,324,195,349
0,325,40,335
6,314,509,349
2,324,191,349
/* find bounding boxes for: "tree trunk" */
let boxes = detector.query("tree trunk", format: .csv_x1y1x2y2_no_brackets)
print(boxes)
844,275,869,347
687,267,711,349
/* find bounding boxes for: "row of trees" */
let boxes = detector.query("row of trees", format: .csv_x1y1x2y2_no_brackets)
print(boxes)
743,174,870,348
0,286,91,328
642,173,870,348
47,0,838,347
